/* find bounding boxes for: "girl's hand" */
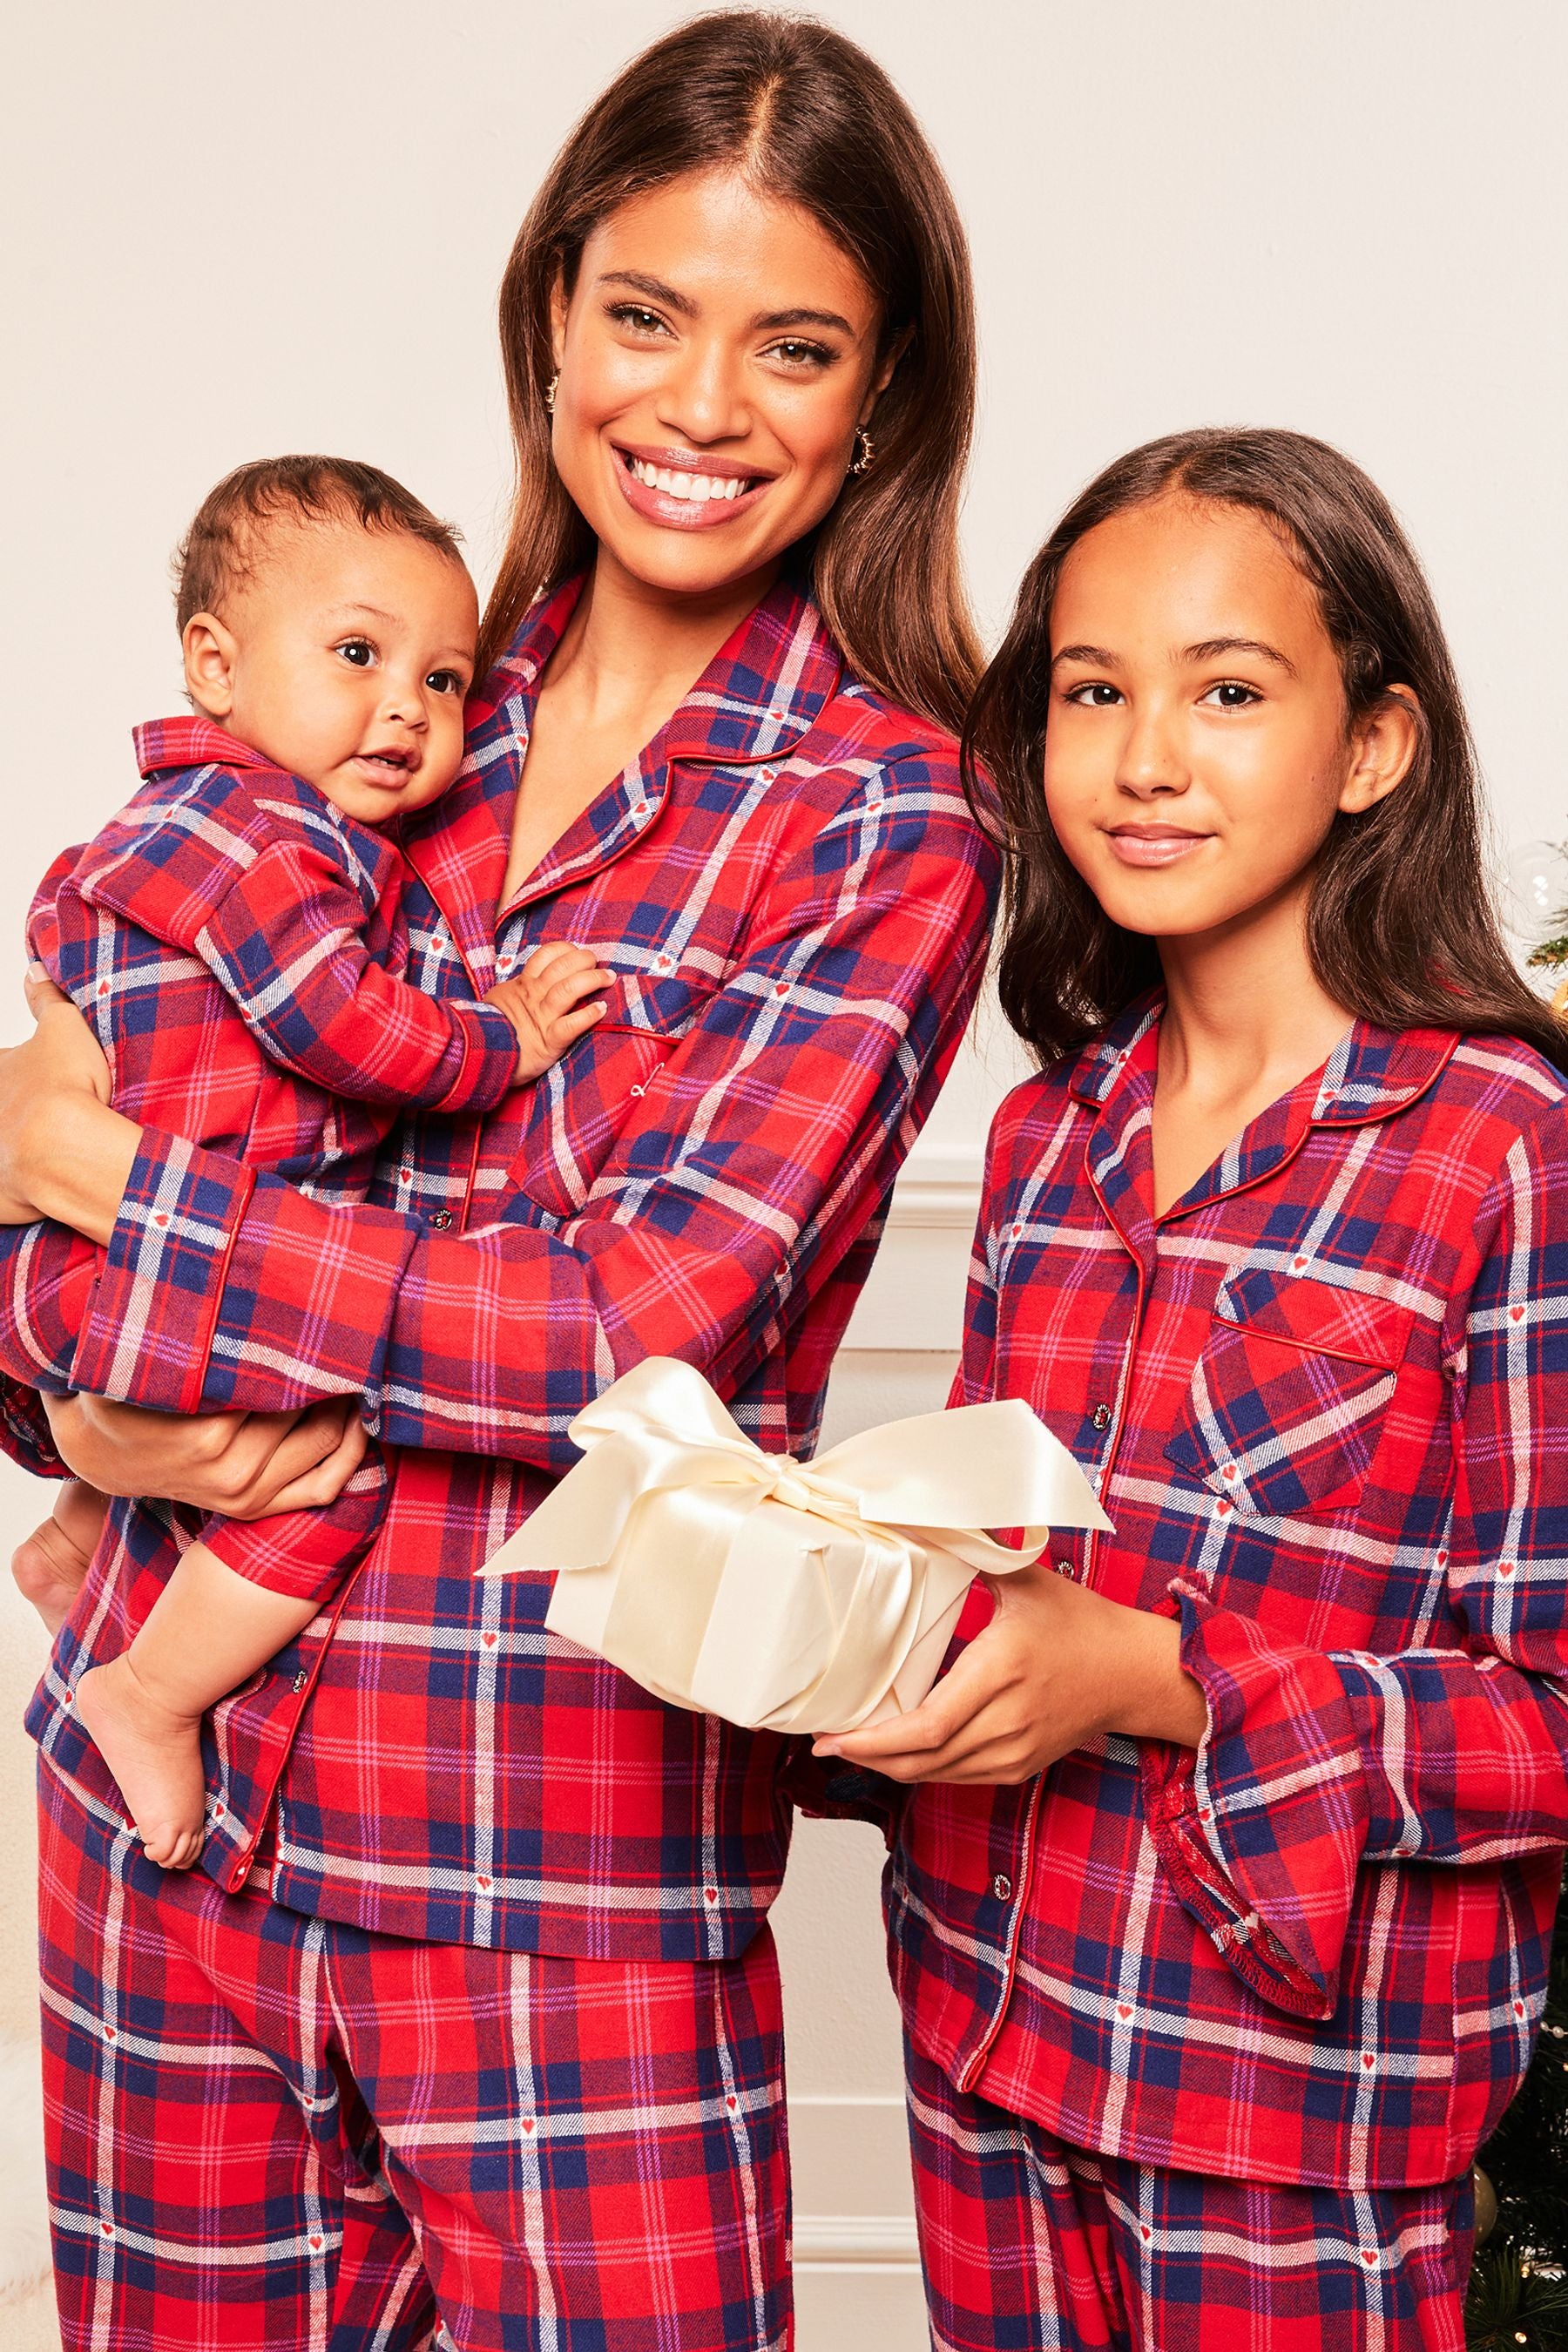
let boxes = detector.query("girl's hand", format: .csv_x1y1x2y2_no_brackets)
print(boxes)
813,1559,1208,1785
0,971,132,1233
41,1391,368,1518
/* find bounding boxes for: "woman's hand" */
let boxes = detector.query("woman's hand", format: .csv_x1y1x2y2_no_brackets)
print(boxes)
41,1391,368,1517
813,1559,1209,1785
0,971,137,1233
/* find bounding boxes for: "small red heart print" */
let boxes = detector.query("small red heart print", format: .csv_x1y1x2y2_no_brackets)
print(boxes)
1511,1305,1524,1321
1118,2004,1132,2020
483,1632,497,1646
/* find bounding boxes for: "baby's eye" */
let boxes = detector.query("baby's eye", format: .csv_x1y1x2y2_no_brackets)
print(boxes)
1200,680,1261,709
1064,680,1123,707
336,638,375,668
426,668,464,696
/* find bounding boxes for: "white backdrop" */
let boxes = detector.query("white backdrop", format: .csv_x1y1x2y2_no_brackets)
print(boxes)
3,5,1564,2342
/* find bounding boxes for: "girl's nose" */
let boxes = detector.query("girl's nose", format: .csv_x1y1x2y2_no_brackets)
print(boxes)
1114,705,1189,798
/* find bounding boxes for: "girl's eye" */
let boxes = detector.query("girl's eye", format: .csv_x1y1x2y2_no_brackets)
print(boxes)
1064,681,1123,707
336,639,375,668
1201,680,1261,709
426,669,463,697
607,303,671,339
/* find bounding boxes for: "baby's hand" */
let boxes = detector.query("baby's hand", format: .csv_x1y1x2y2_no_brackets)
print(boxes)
485,942,613,1082
11,1477,109,1637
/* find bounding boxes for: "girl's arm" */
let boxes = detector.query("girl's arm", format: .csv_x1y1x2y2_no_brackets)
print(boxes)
0,761,997,1462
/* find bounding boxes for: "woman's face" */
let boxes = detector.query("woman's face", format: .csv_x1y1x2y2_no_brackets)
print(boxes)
1042,494,1416,943
550,167,894,603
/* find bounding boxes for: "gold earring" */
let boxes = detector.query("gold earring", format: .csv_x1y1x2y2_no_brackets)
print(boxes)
544,373,559,414
848,426,875,476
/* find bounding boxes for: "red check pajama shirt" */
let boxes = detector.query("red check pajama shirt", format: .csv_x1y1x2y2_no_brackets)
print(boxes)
4,575,997,2347
889,996,1568,2347
29,714,521,1600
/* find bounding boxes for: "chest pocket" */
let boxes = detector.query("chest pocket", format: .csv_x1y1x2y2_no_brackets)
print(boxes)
1165,1267,1412,1517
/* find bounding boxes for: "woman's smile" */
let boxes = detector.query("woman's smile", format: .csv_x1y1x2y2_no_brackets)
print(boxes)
611,439,774,530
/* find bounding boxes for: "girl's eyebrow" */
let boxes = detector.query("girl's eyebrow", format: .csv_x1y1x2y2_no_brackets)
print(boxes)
1050,637,1298,675
1183,635,1298,675
1051,643,1120,670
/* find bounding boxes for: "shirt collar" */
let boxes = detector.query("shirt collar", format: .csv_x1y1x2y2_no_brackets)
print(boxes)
403,568,847,988
1068,992,1459,1129
132,716,276,778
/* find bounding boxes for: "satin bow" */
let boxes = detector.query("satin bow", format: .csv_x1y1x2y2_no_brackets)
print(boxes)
480,1356,1112,1734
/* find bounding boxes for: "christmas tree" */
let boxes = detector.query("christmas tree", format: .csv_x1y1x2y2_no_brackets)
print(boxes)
1465,859,1568,2349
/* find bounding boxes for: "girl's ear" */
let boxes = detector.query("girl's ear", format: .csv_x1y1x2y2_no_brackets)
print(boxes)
549,265,569,375
1340,685,1422,815
181,613,239,720
865,323,914,415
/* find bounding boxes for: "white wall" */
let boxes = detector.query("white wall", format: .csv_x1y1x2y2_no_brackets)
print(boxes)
3,5,1565,2342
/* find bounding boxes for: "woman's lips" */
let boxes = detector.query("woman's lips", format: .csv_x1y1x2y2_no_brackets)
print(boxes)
612,445,771,532
1105,827,1211,868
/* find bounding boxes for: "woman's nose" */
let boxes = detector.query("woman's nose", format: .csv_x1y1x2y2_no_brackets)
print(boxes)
655,335,750,447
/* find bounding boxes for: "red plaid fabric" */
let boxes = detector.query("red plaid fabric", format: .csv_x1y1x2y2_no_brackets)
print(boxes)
904,2044,1470,2352
25,714,520,1602
38,1765,788,2351
8,571,996,1943
890,998,1568,2189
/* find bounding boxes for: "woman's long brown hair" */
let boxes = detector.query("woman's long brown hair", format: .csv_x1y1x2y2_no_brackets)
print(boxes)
964,426,1568,1074
478,10,981,735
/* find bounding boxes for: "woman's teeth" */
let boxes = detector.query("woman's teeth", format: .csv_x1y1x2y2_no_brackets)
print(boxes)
627,458,748,503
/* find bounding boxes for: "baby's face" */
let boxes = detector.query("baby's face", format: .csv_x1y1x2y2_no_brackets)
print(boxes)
186,517,478,827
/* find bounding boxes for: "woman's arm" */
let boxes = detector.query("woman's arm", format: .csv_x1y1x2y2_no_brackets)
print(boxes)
5,759,997,1461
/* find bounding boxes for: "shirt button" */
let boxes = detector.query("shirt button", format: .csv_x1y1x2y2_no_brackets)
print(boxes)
1092,1403,1112,1431
991,1874,1013,1903
1053,1558,1076,1580
429,1210,453,1229
292,1670,309,1695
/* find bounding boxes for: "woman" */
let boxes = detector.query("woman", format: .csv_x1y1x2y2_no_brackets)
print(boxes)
0,16,995,2347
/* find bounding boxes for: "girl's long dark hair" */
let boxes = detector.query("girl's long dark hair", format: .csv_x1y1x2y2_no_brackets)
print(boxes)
965,426,1568,1073
479,10,981,735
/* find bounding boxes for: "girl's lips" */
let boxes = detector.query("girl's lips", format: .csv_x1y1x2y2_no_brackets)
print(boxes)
1106,828,1210,868
612,447,771,533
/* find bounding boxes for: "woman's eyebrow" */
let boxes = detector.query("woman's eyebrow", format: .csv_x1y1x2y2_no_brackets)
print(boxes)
753,306,855,335
597,269,695,315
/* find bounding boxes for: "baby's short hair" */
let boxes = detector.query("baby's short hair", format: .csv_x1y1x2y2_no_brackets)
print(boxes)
174,454,466,632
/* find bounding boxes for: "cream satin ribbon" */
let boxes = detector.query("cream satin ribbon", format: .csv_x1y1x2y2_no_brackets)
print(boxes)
480,1357,1112,1735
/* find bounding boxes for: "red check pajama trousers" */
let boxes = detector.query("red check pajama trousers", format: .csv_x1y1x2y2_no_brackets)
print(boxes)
906,2047,1472,2352
37,1767,790,2351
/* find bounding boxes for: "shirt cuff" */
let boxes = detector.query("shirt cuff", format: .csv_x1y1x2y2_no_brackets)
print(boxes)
1139,1583,1369,2019
434,1002,520,1114
70,1132,255,1415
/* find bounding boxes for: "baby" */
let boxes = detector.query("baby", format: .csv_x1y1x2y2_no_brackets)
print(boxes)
25,454,610,1868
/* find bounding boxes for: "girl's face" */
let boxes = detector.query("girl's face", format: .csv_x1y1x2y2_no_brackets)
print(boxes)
549,167,895,604
1043,494,1415,942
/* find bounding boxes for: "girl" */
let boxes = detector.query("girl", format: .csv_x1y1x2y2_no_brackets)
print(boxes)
820,428,1568,2349
0,15,994,2349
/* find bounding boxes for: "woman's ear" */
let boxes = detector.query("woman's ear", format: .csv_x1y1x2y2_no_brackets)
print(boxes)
181,613,239,720
548,265,569,375
1340,685,1422,815
862,324,914,418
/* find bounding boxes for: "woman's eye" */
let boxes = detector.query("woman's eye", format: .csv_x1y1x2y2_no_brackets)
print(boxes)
336,639,375,668
426,669,463,696
764,338,834,371
1064,681,1123,707
1201,680,1261,709
608,303,670,339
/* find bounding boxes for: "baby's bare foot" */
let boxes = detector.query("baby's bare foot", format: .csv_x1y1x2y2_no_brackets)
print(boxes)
11,1514,93,1637
74,1656,206,1869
